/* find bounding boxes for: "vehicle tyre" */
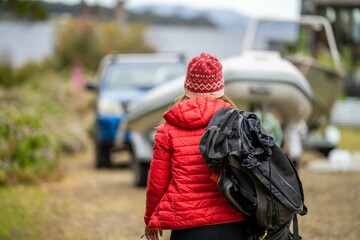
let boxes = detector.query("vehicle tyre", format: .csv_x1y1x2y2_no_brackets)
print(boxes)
132,161,149,187
95,140,112,168
318,146,335,157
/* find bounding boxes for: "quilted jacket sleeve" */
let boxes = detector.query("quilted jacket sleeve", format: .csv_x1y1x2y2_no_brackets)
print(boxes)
144,123,172,225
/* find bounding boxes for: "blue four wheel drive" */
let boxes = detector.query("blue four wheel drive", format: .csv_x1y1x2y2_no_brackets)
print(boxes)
87,53,187,169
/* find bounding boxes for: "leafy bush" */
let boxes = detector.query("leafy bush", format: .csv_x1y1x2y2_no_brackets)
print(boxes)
0,59,14,87
0,71,90,185
0,0,48,20
0,59,45,88
0,104,58,185
53,18,155,71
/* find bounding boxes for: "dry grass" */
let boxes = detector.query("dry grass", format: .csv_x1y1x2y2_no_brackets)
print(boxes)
2,145,359,240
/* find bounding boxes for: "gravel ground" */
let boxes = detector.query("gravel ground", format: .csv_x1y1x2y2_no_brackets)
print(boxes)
42,148,360,240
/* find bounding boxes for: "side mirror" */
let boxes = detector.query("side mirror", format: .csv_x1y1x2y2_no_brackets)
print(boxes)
85,81,98,91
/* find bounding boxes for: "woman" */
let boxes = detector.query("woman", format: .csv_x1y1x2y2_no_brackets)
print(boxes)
143,53,247,240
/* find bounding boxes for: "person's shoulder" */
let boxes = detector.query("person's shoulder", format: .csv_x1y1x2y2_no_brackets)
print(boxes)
156,121,172,134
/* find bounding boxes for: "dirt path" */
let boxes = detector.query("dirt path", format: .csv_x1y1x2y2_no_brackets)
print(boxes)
44,148,162,240
43,146,360,240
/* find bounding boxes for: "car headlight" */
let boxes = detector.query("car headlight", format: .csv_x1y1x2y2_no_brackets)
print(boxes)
97,100,124,116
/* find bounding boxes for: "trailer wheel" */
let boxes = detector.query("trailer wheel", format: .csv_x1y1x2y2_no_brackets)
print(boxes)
95,139,112,168
132,161,149,187
318,146,335,157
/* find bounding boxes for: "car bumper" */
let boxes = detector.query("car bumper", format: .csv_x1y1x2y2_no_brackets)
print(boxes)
97,114,130,145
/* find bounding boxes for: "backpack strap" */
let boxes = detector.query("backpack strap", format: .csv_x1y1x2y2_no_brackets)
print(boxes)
267,154,275,229
293,214,300,240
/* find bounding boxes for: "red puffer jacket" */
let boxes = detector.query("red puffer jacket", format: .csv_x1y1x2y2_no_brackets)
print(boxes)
144,96,245,230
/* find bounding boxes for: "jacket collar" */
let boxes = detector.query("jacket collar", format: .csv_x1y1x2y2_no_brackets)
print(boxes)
163,96,230,129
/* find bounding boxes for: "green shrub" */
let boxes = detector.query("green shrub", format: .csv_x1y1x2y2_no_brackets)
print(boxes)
0,104,58,185
52,18,98,71
16,61,45,83
53,18,155,71
0,71,89,185
0,59,46,88
0,59,15,88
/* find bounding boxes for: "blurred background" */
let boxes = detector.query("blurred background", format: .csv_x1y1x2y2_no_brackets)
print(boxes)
0,0,359,239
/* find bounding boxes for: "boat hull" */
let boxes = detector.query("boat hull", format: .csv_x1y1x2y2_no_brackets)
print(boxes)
127,52,314,134
288,55,345,129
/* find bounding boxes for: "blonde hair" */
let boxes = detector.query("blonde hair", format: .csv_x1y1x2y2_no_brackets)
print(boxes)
172,94,237,108
157,94,237,127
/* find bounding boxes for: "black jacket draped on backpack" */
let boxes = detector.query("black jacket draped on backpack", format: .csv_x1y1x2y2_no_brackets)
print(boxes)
200,108,275,171
200,108,307,240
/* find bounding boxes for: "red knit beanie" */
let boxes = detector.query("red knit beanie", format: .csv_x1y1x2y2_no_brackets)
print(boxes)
184,52,224,98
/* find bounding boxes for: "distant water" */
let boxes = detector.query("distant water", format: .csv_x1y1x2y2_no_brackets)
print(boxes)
0,21,55,66
0,21,245,66
146,25,244,59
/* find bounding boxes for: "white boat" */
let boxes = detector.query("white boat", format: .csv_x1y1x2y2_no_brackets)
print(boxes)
127,50,313,134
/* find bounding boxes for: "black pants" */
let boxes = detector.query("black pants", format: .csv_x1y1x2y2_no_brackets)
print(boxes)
170,221,247,240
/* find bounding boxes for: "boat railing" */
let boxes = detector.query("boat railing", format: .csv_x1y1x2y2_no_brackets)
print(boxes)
241,15,345,75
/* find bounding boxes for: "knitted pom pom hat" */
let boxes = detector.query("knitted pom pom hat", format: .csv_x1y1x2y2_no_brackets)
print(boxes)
184,52,224,98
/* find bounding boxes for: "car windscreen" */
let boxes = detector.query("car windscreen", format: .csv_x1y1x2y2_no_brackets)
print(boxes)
103,61,186,90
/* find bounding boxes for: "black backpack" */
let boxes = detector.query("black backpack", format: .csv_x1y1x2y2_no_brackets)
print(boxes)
200,108,307,240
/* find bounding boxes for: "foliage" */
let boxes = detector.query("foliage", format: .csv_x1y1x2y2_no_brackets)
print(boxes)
340,46,353,72
0,59,46,88
40,1,87,18
0,0,48,20
0,100,58,185
338,127,360,151
0,60,13,88
0,186,58,240
53,18,155,71
0,71,89,185
283,27,336,67
127,10,215,27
